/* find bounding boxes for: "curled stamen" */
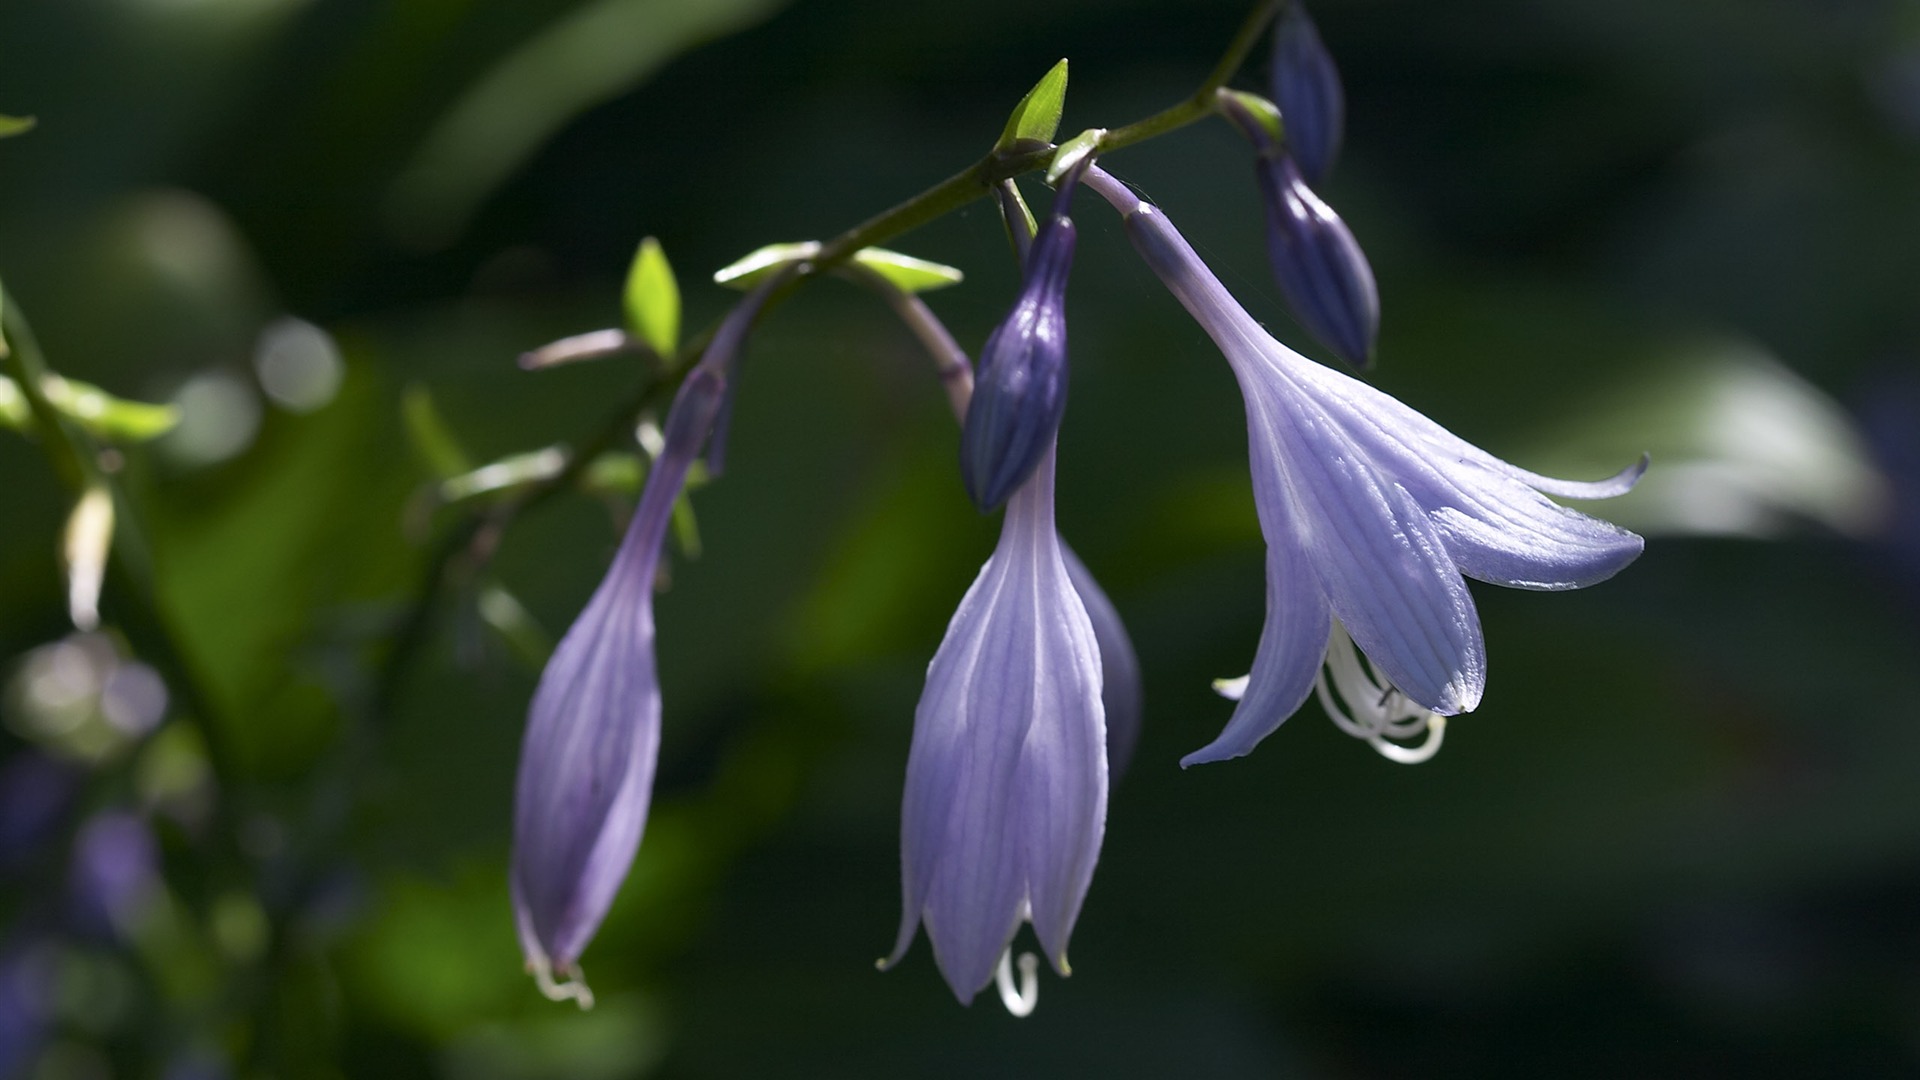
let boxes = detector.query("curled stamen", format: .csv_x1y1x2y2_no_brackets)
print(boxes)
530,957,596,1011
1315,623,1449,764
994,949,1040,1018
1370,715,1445,765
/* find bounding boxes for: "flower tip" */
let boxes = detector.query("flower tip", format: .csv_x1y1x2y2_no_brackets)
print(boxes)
1177,741,1247,769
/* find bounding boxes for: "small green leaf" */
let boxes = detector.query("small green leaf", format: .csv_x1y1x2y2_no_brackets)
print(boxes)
401,384,472,479
1047,128,1106,184
477,583,553,668
994,59,1068,152
581,451,645,495
1218,90,1283,144
713,241,821,290
438,447,566,505
42,376,180,441
0,114,35,139
850,247,964,294
0,376,26,430
670,491,701,558
622,237,680,361
995,181,1038,256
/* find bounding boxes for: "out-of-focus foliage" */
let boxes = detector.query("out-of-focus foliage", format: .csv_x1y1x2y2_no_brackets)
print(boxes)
2,0,1919,1076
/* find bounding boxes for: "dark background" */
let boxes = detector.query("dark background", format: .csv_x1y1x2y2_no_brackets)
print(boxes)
4,0,1920,1076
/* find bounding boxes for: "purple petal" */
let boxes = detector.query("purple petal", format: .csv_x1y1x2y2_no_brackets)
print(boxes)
1247,362,1487,715
1281,362,1645,589
1180,503,1332,766
1061,545,1142,780
511,368,728,975
510,548,660,972
892,449,1106,1001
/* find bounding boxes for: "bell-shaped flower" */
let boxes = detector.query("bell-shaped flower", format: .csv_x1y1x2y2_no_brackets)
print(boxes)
1257,152,1379,368
960,185,1079,511
1269,0,1346,185
887,446,1107,1010
1084,167,1644,765
510,278,773,1006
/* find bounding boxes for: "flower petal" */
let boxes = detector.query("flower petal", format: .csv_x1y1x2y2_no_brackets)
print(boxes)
1278,360,1646,589
893,451,1106,1000
1061,544,1142,780
1250,362,1486,715
510,556,660,971
1181,473,1332,766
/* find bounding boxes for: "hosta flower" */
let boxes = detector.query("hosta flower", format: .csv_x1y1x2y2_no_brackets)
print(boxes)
961,175,1080,511
1084,166,1644,765
511,284,769,1007
886,446,1107,1010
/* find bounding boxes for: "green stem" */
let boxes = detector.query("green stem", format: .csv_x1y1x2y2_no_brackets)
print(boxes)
1,284,238,783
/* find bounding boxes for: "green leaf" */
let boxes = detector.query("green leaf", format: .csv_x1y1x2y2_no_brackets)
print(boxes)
401,384,472,479
850,247,964,293
581,451,645,495
0,114,35,139
42,376,180,441
712,241,821,290
1047,128,1106,184
994,59,1068,152
476,582,553,667
1218,89,1283,144
437,447,566,505
622,237,680,361
0,376,26,430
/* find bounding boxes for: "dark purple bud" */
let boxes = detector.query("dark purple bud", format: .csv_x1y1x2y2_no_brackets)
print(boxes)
1270,1,1345,185
1257,154,1379,368
960,213,1076,511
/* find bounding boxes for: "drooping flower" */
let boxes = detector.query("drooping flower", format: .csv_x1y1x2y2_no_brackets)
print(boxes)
1269,0,1346,186
511,283,769,1007
886,446,1107,1009
1083,166,1645,765
960,177,1079,511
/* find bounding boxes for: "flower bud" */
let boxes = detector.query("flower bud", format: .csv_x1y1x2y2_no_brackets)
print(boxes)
1270,1,1345,185
1257,154,1379,368
960,206,1077,511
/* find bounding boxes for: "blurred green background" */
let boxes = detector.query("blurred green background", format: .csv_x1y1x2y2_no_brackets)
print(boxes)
4,0,1920,1076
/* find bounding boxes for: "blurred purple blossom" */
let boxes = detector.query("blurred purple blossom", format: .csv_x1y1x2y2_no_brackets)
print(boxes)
68,812,159,939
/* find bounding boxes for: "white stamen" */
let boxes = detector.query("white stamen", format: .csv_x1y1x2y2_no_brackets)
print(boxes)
1370,715,1446,764
530,957,596,1011
1211,674,1250,701
1315,623,1449,765
994,949,1040,1018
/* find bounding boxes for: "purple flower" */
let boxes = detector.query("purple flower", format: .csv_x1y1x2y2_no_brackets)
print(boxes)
1270,0,1345,186
1084,167,1644,765
886,446,1107,1009
511,284,770,1007
961,182,1079,511
1256,153,1379,368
